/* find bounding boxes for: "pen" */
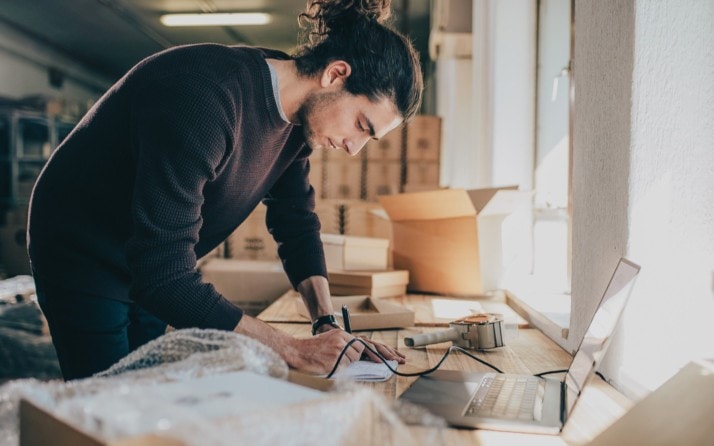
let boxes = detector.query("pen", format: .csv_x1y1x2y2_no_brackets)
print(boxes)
341,304,352,334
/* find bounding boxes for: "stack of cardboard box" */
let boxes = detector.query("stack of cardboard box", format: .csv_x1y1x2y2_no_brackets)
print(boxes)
320,232,409,299
404,116,441,192
365,127,403,201
323,147,362,200
308,114,443,202
225,205,279,262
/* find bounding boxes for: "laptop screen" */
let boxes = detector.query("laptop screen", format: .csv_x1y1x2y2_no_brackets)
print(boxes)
563,258,640,416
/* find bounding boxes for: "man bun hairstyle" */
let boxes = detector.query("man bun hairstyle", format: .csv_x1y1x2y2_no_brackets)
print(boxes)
294,0,423,121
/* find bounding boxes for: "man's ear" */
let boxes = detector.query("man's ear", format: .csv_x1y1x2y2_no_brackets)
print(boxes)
320,60,351,88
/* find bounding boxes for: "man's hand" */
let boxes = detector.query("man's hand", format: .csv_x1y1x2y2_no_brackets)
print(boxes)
315,324,406,365
235,314,365,375
286,329,365,374
358,336,406,364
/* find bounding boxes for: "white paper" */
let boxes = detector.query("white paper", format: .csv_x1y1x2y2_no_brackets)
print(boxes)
332,360,398,382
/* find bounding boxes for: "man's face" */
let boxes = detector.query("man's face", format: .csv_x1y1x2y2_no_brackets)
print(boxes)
296,89,402,157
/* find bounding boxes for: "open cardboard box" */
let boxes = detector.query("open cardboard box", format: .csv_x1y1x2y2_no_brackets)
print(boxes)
378,186,532,295
296,295,415,331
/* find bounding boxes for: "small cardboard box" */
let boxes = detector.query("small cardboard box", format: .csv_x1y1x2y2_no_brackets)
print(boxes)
365,127,404,161
406,115,441,162
328,270,408,298
199,259,291,316
296,295,415,331
365,161,402,202
314,199,392,239
405,161,440,190
323,160,362,199
226,205,279,261
308,160,324,200
378,186,527,295
343,200,393,239
321,233,389,271
314,198,343,234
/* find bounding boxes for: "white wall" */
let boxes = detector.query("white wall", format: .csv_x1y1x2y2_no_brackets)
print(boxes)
0,22,110,105
573,0,714,399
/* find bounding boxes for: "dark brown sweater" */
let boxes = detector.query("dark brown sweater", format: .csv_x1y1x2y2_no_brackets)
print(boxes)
28,44,326,330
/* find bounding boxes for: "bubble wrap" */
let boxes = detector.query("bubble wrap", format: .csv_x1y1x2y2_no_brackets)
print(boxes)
0,328,446,446
165,388,444,446
0,275,35,304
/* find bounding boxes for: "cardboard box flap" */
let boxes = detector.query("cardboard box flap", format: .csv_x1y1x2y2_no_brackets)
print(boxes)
320,233,389,248
378,189,476,221
479,189,533,216
465,186,518,213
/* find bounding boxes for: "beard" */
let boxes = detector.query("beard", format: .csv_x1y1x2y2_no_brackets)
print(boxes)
295,89,345,150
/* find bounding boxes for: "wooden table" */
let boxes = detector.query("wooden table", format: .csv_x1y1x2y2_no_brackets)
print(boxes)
259,292,632,445
259,290,529,327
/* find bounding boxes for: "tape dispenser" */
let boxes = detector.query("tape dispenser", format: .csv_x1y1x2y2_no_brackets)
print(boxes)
404,313,505,350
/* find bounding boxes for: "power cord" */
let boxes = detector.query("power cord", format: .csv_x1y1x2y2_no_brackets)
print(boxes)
533,369,568,378
326,337,504,379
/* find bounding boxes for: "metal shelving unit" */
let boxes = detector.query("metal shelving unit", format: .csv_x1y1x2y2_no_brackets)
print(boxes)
0,108,75,213
0,109,76,276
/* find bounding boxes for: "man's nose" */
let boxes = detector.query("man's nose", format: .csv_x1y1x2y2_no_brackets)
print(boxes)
344,136,370,156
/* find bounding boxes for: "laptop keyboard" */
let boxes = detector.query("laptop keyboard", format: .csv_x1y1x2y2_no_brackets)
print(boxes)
464,375,541,420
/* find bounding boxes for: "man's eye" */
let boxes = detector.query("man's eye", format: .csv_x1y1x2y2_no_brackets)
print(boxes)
358,122,366,132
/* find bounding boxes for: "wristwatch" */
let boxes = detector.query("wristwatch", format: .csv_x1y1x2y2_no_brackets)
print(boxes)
312,314,339,335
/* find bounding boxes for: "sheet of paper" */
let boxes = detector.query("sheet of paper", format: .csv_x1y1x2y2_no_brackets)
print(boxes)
332,360,398,382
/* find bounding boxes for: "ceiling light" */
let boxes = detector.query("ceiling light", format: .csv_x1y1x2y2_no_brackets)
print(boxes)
160,13,271,27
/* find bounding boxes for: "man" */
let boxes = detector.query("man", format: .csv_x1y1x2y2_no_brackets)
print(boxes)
28,0,423,380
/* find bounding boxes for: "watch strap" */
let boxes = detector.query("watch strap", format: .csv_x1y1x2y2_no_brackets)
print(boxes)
312,314,338,335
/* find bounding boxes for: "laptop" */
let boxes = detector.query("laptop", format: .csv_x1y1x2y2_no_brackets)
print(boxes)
399,258,640,434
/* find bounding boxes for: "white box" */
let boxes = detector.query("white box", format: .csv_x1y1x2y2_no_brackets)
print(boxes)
321,233,389,271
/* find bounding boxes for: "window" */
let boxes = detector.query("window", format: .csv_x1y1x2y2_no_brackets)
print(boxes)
533,0,572,293
504,0,574,343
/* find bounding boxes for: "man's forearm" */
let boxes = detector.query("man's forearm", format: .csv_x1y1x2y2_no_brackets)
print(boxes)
233,314,299,363
297,275,334,321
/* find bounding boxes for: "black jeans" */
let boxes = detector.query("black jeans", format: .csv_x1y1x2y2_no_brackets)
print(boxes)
36,286,167,381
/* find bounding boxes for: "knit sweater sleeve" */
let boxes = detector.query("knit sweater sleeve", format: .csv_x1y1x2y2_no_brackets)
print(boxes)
126,74,243,330
264,146,327,289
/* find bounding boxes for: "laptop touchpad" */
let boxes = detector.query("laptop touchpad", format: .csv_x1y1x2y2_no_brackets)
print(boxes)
402,376,480,406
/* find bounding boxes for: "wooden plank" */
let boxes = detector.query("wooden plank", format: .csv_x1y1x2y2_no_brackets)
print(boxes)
258,291,307,323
